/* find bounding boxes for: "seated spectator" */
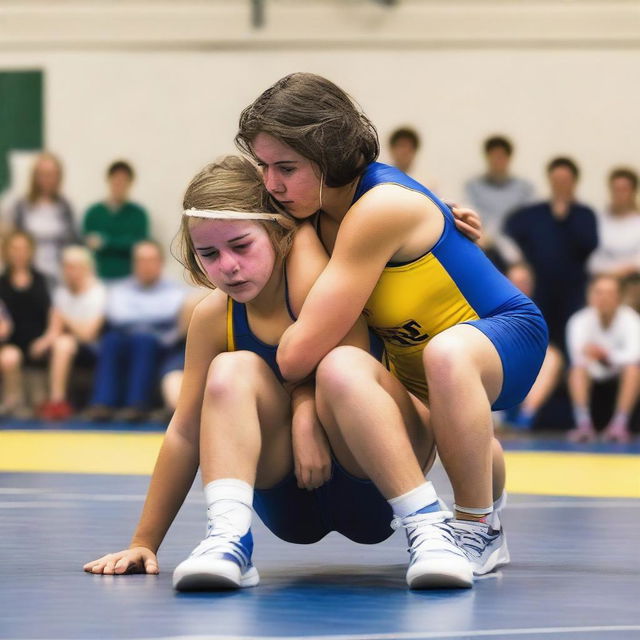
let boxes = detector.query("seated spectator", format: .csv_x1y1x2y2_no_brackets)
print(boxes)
588,167,640,278
0,230,56,416
505,156,598,353
502,262,565,429
11,152,79,284
86,240,187,423
38,246,107,421
465,135,534,267
83,160,149,281
566,274,640,444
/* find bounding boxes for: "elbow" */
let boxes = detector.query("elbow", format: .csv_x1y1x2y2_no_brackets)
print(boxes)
277,342,315,383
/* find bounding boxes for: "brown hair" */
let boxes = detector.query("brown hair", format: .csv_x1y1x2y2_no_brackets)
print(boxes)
28,152,63,203
175,156,297,290
609,167,638,191
236,73,379,188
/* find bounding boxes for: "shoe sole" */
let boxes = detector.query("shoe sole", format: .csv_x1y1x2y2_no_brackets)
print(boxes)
407,558,473,589
173,559,259,591
473,538,511,576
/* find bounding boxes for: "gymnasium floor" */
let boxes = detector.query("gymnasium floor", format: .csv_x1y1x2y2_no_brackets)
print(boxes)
1,421,639,640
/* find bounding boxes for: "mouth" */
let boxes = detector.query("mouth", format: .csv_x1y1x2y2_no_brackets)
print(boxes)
226,281,249,289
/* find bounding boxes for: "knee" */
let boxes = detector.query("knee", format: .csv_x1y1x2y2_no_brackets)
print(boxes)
316,345,372,397
0,345,22,371
52,333,78,356
205,351,265,400
423,334,473,390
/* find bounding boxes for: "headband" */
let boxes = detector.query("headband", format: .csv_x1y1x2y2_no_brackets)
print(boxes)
183,208,285,222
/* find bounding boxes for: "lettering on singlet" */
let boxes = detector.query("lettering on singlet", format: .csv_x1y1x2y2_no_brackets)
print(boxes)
371,319,430,347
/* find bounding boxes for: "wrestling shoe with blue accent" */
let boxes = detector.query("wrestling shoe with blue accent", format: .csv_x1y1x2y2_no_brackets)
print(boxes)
392,507,473,589
449,513,510,576
172,529,259,591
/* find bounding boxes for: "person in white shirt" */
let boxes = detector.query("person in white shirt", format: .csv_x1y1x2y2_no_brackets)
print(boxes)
38,245,106,420
566,274,640,443
588,168,640,278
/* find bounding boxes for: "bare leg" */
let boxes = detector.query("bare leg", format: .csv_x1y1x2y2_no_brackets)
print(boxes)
0,345,24,410
49,334,78,402
521,345,564,414
315,346,433,498
161,370,183,411
423,325,503,514
200,350,293,489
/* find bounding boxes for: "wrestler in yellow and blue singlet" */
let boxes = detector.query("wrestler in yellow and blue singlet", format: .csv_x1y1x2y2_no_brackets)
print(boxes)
354,163,548,410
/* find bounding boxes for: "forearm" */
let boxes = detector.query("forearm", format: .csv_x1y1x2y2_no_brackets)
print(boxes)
129,426,200,553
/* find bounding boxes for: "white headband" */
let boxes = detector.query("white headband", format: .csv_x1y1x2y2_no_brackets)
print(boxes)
183,208,284,222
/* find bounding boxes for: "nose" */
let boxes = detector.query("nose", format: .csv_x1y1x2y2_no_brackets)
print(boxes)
263,168,285,195
218,251,240,276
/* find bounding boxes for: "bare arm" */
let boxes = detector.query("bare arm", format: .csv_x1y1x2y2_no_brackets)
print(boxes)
84,292,227,574
278,186,443,381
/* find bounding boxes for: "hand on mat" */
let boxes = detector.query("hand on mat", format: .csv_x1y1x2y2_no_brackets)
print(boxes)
293,419,332,491
83,547,159,575
448,204,483,243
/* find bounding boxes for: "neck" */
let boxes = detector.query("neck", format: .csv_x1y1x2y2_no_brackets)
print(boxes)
610,204,636,216
246,257,286,316
107,197,126,208
320,179,360,223
599,309,616,327
487,170,509,182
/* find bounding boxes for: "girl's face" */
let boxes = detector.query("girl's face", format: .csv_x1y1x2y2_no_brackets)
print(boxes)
34,157,61,198
251,133,321,219
189,219,277,302
6,236,33,269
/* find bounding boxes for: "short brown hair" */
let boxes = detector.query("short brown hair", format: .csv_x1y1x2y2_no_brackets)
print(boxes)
175,156,297,290
609,167,638,191
236,73,379,188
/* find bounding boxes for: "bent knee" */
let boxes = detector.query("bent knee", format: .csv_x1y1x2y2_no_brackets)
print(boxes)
316,346,376,394
0,345,23,370
53,333,78,354
205,350,269,398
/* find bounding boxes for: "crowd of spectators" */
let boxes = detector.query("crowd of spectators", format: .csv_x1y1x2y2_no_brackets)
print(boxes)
389,127,640,441
0,155,201,423
1,141,639,439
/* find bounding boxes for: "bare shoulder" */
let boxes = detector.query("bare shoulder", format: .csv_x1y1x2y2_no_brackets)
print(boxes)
347,183,442,230
186,289,227,352
289,221,326,255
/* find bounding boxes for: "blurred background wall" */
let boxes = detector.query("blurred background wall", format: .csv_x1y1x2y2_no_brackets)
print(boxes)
1,0,638,274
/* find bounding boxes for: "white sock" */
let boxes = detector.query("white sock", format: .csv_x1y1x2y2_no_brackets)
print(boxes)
388,481,440,518
204,478,253,537
493,489,507,512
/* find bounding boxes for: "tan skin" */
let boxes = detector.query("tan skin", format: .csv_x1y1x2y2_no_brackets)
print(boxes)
253,133,505,515
83,219,391,576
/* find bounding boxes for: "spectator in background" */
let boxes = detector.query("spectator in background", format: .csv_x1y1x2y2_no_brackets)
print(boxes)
503,262,565,429
0,230,56,416
566,274,640,444
38,246,107,421
86,240,187,423
465,135,534,268
83,160,149,281
389,127,420,176
505,157,598,352
12,152,79,284
588,168,640,278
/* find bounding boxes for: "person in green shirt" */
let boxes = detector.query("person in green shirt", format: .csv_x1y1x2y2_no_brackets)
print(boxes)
83,160,149,280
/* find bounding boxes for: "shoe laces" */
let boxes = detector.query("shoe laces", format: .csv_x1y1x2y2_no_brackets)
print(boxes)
449,520,497,559
392,510,465,556
190,529,242,559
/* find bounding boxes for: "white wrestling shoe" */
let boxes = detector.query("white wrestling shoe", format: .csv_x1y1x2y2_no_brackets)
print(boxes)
392,506,473,589
450,509,510,576
172,529,259,591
